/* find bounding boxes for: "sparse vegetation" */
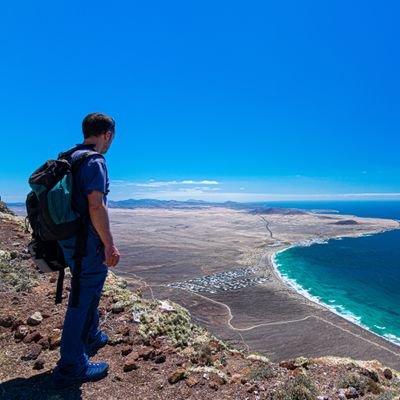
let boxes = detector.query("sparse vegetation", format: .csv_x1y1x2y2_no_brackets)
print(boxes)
274,375,319,400
373,391,396,400
0,252,37,292
190,343,213,366
247,352,270,363
102,272,139,306
247,362,276,380
103,272,209,347
390,375,400,390
338,371,366,390
367,379,385,395
138,301,199,346
338,371,384,395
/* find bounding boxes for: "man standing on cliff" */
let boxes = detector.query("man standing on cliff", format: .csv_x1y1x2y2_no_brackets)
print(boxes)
53,112,120,388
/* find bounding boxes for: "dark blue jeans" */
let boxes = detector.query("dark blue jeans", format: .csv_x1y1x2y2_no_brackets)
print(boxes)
57,229,108,373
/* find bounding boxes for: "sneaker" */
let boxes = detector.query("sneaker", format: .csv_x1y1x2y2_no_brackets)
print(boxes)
53,362,109,389
86,333,109,357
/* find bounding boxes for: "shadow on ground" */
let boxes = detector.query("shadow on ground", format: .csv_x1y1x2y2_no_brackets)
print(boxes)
0,371,82,400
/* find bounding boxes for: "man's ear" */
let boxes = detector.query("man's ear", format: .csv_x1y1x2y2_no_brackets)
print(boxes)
106,130,115,142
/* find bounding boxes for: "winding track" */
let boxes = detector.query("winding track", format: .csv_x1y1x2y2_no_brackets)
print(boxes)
259,216,273,238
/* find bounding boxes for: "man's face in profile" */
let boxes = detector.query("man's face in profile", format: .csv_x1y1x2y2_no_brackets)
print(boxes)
101,130,115,154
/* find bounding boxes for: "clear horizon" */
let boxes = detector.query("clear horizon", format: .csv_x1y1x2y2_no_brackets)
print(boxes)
5,192,400,204
1,2,399,203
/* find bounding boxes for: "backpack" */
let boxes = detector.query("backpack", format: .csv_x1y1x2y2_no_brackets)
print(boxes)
26,147,104,305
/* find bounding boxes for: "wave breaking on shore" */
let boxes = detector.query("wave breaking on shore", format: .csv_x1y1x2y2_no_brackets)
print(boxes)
270,240,400,348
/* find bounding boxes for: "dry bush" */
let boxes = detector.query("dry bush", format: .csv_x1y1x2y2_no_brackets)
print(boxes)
247,362,276,381
0,257,37,292
338,372,384,395
273,374,318,400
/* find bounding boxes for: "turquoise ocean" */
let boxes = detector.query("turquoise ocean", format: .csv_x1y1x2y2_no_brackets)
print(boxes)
258,201,400,347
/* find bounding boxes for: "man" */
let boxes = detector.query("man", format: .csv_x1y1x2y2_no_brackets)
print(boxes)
53,112,120,388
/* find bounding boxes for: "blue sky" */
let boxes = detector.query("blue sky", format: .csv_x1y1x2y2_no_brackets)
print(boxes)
1,1,399,202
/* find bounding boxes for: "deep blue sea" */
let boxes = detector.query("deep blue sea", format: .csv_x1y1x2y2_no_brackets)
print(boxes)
257,201,400,346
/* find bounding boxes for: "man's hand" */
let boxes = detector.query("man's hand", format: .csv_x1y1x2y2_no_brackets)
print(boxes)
105,244,120,267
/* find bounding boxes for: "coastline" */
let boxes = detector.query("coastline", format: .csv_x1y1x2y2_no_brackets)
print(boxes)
268,232,400,349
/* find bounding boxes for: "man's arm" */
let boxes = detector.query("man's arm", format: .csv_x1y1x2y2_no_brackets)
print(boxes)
87,190,120,267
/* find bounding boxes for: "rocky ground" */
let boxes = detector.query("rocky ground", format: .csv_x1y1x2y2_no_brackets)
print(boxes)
1,207,400,399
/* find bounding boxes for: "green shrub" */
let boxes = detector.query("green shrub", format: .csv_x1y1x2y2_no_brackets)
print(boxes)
0,257,37,292
273,375,318,400
367,379,385,395
139,303,197,347
338,372,384,395
247,363,276,381
375,391,397,400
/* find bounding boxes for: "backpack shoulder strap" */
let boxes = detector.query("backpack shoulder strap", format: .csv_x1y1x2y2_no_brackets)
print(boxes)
70,151,105,175
57,146,80,161
58,148,104,170
63,150,105,308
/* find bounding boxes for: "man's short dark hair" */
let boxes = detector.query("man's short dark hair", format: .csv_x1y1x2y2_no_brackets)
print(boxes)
82,112,115,139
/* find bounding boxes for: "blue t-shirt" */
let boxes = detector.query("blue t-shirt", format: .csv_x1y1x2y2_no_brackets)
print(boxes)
69,144,109,218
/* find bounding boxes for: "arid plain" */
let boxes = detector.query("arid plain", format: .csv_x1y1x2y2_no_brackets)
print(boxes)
109,206,400,370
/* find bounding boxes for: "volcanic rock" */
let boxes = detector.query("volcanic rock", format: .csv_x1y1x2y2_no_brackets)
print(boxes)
49,329,61,350
23,331,43,344
14,325,29,341
21,344,42,361
0,315,15,328
27,312,43,326
383,368,393,380
168,368,186,384
33,359,45,370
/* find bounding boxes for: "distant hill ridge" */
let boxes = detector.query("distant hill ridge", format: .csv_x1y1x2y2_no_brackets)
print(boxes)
107,198,308,215
6,199,308,217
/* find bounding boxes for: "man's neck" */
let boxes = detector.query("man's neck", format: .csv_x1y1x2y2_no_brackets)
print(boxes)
83,139,102,153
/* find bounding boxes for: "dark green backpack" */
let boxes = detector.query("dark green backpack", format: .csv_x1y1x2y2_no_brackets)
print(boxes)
26,148,103,304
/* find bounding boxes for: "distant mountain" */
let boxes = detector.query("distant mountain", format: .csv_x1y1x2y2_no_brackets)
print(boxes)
107,199,212,209
5,202,26,216
331,219,359,225
6,202,25,207
249,207,308,215
6,198,308,216
108,199,309,215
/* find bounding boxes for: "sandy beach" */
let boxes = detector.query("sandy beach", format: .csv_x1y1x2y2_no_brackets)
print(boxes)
109,206,400,370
